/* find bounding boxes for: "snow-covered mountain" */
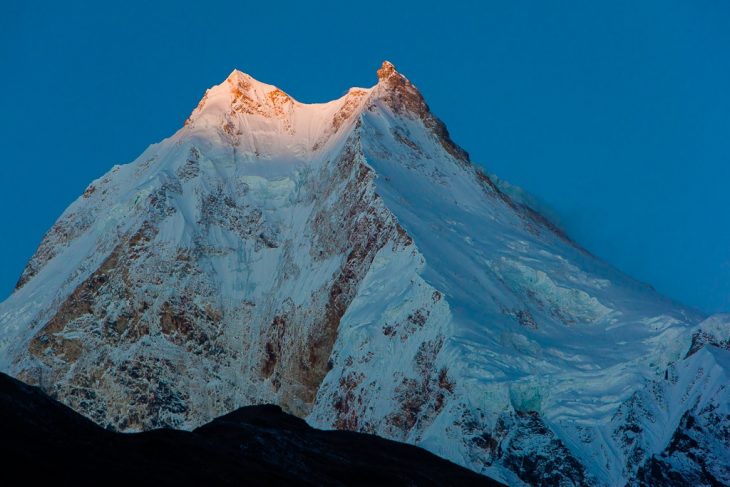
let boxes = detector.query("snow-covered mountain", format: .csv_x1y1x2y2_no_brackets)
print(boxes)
0,61,727,486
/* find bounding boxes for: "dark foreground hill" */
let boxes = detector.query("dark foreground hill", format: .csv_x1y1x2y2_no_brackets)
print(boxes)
0,372,498,486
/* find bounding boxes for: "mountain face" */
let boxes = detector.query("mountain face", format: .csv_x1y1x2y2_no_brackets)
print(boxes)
0,61,727,485
0,372,496,486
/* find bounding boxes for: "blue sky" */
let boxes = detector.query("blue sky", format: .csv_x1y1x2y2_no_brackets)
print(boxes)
2,0,729,313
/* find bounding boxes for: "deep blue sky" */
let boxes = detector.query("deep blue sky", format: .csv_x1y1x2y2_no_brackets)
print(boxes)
2,1,729,313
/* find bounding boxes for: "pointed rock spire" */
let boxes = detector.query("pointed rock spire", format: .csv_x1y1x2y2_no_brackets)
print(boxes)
373,60,469,163
377,60,399,81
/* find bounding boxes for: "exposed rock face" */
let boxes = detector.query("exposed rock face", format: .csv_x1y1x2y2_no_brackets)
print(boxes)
0,61,727,485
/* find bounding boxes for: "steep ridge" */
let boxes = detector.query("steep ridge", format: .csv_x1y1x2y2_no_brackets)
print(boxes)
0,61,726,485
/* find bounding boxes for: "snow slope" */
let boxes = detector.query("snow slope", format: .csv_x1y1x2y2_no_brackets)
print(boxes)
0,62,726,486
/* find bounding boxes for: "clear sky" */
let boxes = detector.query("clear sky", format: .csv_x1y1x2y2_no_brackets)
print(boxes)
2,0,729,313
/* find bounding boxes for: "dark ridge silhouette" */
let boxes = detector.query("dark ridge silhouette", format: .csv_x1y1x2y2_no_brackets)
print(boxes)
0,372,500,486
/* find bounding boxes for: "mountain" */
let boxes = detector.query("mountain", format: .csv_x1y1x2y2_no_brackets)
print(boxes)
0,372,496,486
0,61,727,485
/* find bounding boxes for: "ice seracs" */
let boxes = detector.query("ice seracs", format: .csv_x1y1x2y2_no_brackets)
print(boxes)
0,61,726,486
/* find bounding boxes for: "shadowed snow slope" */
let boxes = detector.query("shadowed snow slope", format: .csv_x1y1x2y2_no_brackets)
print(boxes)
0,61,726,486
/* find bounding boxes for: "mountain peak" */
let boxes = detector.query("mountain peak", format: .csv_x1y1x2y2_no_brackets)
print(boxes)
1,61,719,487
184,68,294,130
226,68,248,81
224,68,282,96
377,60,398,81
374,60,419,98
371,61,470,163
